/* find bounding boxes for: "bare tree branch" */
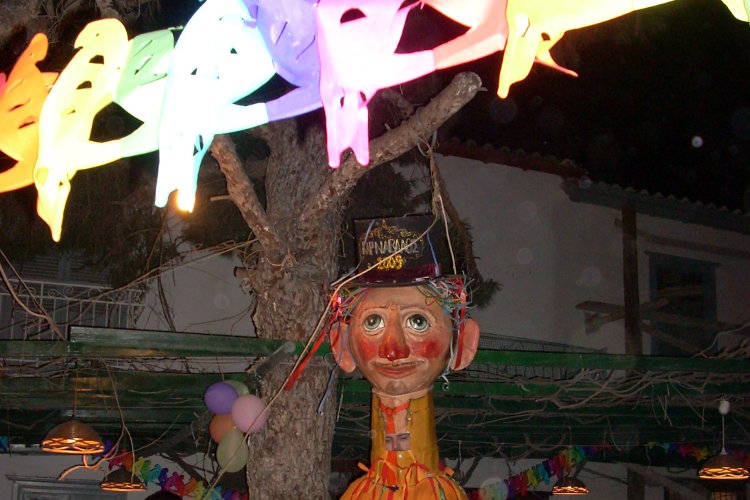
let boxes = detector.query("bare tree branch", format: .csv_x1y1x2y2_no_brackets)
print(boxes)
210,134,284,259
298,72,483,228
94,0,122,20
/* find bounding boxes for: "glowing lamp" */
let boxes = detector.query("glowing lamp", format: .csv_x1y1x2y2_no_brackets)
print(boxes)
0,34,57,193
41,419,104,455
552,476,589,495
316,0,435,167
699,400,749,480
100,467,145,492
156,0,275,212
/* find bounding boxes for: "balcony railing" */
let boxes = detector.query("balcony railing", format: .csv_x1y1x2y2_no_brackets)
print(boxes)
0,279,144,340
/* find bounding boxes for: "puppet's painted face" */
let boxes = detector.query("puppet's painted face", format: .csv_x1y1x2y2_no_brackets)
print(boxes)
348,286,453,397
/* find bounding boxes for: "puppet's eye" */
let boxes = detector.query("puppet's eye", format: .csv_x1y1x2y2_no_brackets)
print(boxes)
406,314,429,332
363,314,384,332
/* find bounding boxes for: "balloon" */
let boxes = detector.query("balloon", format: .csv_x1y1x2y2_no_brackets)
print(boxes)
231,394,269,433
216,428,248,473
204,382,239,414
223,380,250,396
315,0,435,167
209,413,235,443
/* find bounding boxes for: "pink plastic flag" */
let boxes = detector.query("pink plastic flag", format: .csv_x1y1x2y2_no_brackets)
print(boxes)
499,0,672,98
316,0,436,167
425,0,509,72
156,0,275,212
114,28,175,156
34,19,130,241
0,34,57,193
247,0,322,122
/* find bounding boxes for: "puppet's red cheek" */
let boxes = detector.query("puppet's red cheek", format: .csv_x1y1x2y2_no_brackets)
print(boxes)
355,335,379,361
411,339,445,360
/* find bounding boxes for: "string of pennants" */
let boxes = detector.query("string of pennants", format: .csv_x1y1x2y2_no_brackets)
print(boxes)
472,442,750,499
102,440,247,499
0,0,748,242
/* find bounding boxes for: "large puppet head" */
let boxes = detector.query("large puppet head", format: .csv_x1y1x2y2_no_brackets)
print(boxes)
328,215,480,399
330,281,479,399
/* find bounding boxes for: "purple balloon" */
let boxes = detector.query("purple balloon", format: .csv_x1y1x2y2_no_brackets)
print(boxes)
204,382,239,414
248,0,322,121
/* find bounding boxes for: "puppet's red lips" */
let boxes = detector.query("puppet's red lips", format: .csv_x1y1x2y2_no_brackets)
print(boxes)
374,361,422,376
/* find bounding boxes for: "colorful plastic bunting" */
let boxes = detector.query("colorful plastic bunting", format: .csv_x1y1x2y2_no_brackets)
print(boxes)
498,0,673,98
249,0,323,121
114,28,175,155
721,0,750,22
34,19,130,241
315,0,435,167
427,0,509,72
0,34,57,193
155,0,275,212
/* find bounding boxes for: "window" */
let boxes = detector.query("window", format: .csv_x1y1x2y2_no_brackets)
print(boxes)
647,253,718,356
8,475,125,500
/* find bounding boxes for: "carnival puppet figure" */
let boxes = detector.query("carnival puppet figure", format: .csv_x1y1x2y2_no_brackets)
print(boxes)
330,216,480,500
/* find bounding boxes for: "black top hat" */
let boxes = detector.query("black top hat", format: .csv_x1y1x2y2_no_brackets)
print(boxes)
352,214,449,285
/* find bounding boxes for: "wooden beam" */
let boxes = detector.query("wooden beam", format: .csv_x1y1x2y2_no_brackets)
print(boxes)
640,322,700,354
624,463,710,500
623,204,643,356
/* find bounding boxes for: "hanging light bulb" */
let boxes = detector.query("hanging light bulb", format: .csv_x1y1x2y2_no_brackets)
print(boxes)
100,467,145,492
552,476,589,495
699,400,749,480
41,419,105,454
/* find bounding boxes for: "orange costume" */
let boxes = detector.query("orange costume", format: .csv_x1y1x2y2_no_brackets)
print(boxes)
340,392,466,500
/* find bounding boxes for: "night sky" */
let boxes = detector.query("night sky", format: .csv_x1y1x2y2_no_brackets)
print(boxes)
427,0,750,212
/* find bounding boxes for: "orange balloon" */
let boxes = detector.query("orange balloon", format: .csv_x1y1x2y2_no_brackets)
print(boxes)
209,413,235,443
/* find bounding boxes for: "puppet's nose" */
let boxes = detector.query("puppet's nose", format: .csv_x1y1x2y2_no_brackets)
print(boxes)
379,309,410,361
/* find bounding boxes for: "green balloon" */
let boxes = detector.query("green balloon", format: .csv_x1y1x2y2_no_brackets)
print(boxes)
216,428,248,473
224,380,250,396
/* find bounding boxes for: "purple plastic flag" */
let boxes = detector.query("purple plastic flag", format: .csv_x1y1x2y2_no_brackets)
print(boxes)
249,0,322,121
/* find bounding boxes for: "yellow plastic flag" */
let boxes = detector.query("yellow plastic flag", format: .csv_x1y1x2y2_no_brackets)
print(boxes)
499,0,673,98
34,19,131,241
0,34,57,192
721,0,750,22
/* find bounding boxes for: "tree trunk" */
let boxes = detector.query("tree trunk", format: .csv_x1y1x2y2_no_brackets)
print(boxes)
209,73,483,498
243,120,340,498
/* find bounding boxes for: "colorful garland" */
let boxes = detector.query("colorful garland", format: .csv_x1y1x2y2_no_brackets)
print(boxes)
102,440,247,500
473,443,750,499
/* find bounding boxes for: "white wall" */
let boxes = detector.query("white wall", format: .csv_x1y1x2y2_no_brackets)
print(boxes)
135,250,256,337
437,153,750,354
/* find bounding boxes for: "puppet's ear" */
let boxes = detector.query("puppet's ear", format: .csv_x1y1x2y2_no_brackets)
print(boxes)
330,322,357,373
450,318,480,371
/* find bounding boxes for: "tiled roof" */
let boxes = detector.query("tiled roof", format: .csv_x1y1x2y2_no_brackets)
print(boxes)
437,138,750,235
